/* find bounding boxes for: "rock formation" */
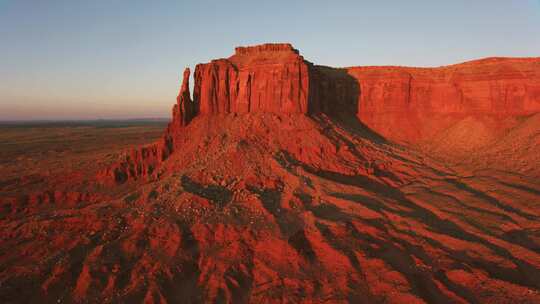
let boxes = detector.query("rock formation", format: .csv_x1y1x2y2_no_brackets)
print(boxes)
347,58,540,142
168,68,196,135
193,43,310,114
2,43,540,303
171,44,540,144
97,44,540,185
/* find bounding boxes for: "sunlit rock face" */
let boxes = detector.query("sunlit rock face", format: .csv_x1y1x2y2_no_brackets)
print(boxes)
347,58,540,143
193,43,310,115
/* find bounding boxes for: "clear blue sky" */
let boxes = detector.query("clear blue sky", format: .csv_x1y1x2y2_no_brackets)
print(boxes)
1,0,539,120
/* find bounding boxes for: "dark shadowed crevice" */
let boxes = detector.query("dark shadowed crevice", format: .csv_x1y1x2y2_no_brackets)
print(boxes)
247,186,303,237
161,225,203,303
445,178,539,221
181,175,233,207
288,229,317,262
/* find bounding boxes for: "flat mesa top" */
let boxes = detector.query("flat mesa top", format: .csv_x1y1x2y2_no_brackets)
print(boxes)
234,43,299,56
228,43,304,67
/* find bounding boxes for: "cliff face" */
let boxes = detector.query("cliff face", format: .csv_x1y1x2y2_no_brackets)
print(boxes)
347,58,540,142
193,43,310,114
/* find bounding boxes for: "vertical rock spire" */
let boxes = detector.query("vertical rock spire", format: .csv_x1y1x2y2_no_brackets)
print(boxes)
176,68,194,126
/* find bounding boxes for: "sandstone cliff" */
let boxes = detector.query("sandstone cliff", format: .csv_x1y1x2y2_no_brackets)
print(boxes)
347,58,540,142
193,43,310,115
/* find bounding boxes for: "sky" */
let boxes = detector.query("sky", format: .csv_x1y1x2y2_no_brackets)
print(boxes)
1,0,539,120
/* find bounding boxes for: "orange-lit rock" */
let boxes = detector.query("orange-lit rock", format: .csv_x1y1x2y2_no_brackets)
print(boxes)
347,58,540,142
168,68,196,133
194,43,310,114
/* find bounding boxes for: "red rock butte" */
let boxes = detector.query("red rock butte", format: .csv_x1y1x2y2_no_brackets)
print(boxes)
170,43,540,140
